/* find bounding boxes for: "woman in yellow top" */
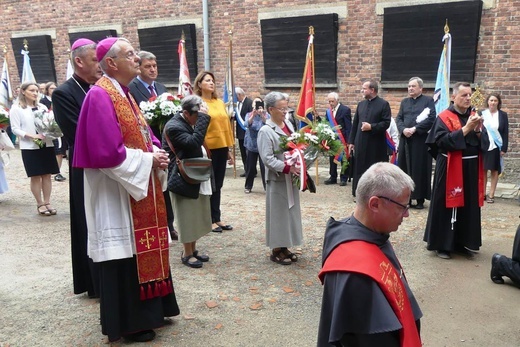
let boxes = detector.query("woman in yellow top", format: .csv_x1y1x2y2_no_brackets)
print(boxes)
194,71,235,233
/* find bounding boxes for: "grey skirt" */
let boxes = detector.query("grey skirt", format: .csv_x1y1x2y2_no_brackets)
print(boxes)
170,192,212,243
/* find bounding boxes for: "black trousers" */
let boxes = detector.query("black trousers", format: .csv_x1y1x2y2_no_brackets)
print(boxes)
238,139,247,172
245,150,265,190
210,147,228,223
328,155,347,182
497,224,520,285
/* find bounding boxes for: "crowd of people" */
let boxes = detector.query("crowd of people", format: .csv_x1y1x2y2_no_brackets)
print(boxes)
0,34,515,345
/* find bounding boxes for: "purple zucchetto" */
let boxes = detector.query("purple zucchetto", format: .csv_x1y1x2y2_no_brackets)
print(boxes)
96,37,119,62
71,38,95,51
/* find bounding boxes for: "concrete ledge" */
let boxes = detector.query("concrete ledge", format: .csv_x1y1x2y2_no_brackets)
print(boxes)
68,24,122,35
12,29,57,40
376,0,496,15
258,2,348,22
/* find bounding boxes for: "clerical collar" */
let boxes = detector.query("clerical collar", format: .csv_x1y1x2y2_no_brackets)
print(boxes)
449,104,471,117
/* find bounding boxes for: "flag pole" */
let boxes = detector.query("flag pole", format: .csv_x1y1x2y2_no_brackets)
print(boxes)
309,26,319,186
228,28,237,179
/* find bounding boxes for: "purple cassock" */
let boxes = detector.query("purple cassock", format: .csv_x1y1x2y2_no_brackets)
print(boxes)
73,84,161,169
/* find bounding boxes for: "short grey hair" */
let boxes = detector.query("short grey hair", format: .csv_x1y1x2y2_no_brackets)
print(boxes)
235,87,245,96
71,43,97,70
327,92,339,101
356,162,414,206
409,77,424,88
99,38,130,72
181,95,203,113
281,93,290,101
137,50,156,65
264,91,285,109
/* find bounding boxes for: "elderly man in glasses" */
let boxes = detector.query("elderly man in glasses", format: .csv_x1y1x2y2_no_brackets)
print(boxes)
73,37,179,343
318,162,423,347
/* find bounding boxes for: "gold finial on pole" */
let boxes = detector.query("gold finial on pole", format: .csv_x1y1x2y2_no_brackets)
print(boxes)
3,45,6,54
181,30,185,41
309,26,315,35
444,19,450,34
470,84,485,113
23,39,28,51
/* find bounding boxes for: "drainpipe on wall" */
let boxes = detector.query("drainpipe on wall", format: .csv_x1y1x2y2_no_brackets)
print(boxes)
203,0,210,71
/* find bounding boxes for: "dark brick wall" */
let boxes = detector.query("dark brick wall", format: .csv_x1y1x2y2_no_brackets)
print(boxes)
2,0,518,180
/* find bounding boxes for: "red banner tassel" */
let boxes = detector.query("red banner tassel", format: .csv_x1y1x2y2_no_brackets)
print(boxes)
147,284,153,299
140,285,146,300
153,282,160,297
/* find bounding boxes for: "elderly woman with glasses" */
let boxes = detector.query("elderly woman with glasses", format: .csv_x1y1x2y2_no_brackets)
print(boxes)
257,91,302,265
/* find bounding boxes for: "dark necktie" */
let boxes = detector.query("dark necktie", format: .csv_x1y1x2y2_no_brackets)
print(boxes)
148,85,157,97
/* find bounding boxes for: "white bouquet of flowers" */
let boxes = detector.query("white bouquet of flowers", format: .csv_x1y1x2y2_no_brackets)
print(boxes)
33,107,63,148
139,92,182,133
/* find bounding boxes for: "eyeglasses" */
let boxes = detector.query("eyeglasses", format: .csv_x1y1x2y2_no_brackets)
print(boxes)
272,107,288,113
113,50,137,60
377,196,410,213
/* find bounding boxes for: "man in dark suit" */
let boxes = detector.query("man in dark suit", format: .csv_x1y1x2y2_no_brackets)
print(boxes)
53,38,103,298
324,92,352,186
129,50,168,118
235,87,253,177
129,50,176,241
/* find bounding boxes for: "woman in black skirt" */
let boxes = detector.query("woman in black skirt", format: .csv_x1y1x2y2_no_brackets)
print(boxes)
9,82,59,216
482,92,509,203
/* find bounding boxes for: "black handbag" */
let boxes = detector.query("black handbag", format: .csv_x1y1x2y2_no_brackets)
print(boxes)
168,166,200,199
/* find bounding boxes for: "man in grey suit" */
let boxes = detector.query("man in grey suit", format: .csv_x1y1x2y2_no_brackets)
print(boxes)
129,50,176,240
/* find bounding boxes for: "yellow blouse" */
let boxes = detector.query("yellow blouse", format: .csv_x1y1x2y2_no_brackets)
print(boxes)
203,98,235,149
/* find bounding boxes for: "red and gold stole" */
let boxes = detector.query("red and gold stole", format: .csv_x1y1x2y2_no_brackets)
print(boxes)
319,241,421,347
97,76,172,300
438,110,484,208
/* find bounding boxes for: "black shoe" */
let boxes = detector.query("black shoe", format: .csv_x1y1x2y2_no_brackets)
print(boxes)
436,250,451,259
124,330,156,342
240,173,246,177
414,203,424,210
54,174,66,182
454,245,475,259
339,181,347,186
181,254,203,268
212,226,223,233
324,178,337,185
169,228,179,241
217,223,233,230
193,250,209,262
491,253,505,284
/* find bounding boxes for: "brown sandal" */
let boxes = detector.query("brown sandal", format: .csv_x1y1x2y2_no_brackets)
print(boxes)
37,204,51,216
45,203,57,215
486,196,495,203
270,249,292,265
281,248,298,262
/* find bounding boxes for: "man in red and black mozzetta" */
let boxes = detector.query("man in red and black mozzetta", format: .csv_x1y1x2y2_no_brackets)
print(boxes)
318,162,422,347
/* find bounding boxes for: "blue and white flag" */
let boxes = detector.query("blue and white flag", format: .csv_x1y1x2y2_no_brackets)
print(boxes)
0,58,13,108
21,49,36,84
433,28,451,116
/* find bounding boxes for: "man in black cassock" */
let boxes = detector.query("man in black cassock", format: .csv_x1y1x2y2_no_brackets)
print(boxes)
53,38,102,297
348,79,391,196
423,82,485,260
396,77,436,209
318,162,422,347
